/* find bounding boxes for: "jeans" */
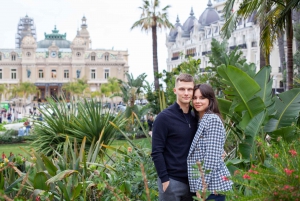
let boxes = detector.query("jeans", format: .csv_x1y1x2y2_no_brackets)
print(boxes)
206,194,226,201
157,178,195,201
25,127,30,135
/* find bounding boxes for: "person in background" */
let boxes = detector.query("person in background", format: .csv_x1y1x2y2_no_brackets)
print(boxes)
151,74,198,201
24,119,31,135
187,84,232,201
7,113,12,123
147,115,154,136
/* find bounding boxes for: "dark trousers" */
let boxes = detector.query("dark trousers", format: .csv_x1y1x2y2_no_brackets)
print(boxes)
206,194,225,201
157,178,195,201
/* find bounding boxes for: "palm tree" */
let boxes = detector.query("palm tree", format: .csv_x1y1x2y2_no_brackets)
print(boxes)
272,0,296,90
62,82,80,101
107,77,120,109
62,79,88,101
131,0,173,91
18,82,40,113
118,73,147,107
222,0,296,90
222,0,275,68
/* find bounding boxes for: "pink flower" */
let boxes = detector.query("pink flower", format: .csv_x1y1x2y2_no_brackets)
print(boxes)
222,176,229,181
274,192,278,196
284,168,294,176
289,149,297,157
283,185,290,190
253,171,259,175
274,153,279,158
251,165,256,169
243,174,251,180
234,170,240,176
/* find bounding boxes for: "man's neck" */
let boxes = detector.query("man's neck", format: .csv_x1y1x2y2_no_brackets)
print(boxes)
177,101,190,113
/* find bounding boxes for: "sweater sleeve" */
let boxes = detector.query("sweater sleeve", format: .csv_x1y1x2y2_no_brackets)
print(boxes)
203,116,224,186
151,113,169,183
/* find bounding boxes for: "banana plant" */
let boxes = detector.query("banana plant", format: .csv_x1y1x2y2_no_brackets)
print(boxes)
217,65,300,164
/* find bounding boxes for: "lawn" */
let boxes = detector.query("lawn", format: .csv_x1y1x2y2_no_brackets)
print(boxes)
0,137,151,157
0,142,32,157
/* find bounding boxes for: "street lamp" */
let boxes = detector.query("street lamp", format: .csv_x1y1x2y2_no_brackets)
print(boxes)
273,76,277,95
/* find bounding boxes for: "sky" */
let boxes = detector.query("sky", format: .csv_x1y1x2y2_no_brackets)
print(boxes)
0,0,206,85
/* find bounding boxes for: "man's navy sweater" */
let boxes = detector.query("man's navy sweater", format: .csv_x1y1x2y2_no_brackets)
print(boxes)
151,102,198,184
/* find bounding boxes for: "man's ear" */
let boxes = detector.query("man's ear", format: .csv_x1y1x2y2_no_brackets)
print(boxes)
173,88,176,94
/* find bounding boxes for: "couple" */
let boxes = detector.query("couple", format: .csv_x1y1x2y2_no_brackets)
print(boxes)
151,74,232,201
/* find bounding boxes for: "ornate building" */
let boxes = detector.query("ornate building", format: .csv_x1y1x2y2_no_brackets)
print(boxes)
0,15,129,100
166,0,288,91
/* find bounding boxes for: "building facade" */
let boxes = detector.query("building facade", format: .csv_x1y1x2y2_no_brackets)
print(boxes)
0,15,129,101
166,0,288,91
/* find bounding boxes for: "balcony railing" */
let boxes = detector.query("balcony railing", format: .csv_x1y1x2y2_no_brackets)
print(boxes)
185,53,195,58
171,56,179,60
238,43,247,49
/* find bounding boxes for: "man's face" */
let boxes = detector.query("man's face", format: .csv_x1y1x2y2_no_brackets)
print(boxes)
173,81,194,105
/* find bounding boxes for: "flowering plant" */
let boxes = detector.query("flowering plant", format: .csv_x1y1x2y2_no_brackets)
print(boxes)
226,137,300,200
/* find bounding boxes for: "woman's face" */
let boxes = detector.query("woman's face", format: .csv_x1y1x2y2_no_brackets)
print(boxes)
192,89,209,117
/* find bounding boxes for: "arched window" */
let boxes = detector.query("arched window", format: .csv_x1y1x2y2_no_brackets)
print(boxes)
51,70,57,78
39,70,44,78
91,52,96,61
104,53,109,61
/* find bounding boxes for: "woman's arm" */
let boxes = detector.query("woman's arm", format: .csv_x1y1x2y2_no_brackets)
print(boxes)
202,116,225,187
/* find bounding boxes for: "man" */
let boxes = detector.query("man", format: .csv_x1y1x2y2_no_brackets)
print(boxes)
151,74,198,201
147,115,154,136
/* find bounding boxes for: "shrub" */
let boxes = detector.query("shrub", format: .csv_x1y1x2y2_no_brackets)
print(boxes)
226,138,300,200
0,130,24,144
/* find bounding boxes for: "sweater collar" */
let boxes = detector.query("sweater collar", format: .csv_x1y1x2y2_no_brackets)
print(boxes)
173,102,193,114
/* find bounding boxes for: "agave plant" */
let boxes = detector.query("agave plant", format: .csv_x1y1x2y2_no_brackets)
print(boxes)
31,97,127,157
0,136,113,201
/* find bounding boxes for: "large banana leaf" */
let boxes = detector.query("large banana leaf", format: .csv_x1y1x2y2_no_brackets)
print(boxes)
254,66,275,115
264,89,300,132
217,65,265,127
239,110,267,159
217,98,232,118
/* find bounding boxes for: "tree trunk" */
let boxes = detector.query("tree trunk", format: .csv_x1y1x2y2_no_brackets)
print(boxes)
260,23,267,68
277,33,286,90
292,9,300,50
286,10,294,90
152,25,159,91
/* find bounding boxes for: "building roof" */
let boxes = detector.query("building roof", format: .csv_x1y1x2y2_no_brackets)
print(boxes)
168,16,182,42
182,8,196,37
37,26,71,48
198,0,220,26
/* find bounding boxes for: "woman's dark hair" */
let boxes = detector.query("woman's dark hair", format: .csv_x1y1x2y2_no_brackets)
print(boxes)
193,83,223,120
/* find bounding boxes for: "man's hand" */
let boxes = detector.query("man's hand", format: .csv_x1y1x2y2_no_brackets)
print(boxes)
162,181,170,192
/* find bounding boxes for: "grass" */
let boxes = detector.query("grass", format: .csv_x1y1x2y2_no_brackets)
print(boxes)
0,142,32,157
0,137,151,157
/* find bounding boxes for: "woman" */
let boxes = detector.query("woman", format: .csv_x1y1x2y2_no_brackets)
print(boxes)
187,84,232,201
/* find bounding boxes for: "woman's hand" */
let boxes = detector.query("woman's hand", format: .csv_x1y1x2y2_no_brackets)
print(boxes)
196,191,201,198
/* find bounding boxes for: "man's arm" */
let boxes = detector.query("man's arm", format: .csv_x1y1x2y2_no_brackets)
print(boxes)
151,113,169,184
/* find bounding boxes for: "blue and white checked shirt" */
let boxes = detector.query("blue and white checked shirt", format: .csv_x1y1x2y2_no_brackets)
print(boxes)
187,113,233,193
